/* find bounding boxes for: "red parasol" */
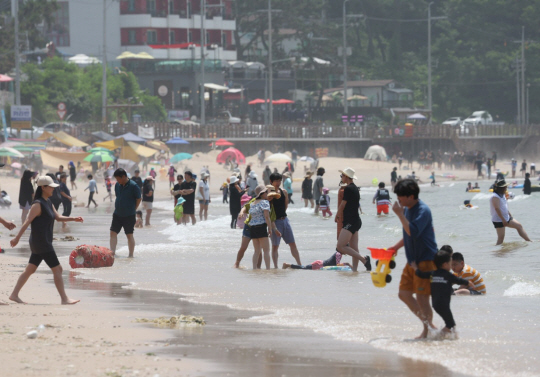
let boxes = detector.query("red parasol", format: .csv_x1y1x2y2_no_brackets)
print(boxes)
273,99,294,104
216,147,246,165
0,74,14,82
248,98,267,105
209,138,234,147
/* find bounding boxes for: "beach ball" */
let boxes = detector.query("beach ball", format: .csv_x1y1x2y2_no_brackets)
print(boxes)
372,178,379,186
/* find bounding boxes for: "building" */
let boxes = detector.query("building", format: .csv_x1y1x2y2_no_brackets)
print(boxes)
323,80,413,108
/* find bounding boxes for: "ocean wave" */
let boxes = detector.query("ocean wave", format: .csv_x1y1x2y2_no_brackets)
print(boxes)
503,281,540,297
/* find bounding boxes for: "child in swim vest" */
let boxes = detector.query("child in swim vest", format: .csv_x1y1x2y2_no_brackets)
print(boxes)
319,188,332,217
174,197,185,225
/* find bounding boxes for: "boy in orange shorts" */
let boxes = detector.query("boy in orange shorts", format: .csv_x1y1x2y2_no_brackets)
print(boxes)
387,179,438,339
372,182,392,215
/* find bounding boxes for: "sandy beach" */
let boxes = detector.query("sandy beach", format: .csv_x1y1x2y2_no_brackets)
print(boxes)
0,153,494,377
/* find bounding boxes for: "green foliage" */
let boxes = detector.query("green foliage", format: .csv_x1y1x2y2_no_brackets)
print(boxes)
19,58,166,123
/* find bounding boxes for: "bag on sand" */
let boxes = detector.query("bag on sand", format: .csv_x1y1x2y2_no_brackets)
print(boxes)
69,245,115,269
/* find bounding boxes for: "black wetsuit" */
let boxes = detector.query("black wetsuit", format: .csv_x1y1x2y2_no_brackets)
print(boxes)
524,178,531,195
291,252,341,270
416,268,469,329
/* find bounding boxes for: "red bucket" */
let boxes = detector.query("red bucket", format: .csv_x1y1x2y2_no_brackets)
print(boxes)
367,247,395,260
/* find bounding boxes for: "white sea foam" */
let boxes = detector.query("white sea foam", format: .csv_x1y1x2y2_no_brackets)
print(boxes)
503,281,540,297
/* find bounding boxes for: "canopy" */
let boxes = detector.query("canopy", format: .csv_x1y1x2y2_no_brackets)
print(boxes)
38,131,89,148
146,140,170,152
248,98,267,105
116,132,146,143
265,153,292,163
95,138,140,162
84,151,115,163
127,141,158,158
273,99,294,104
170,153,193,163
91,130,115,141
0,74,14,82
364,145,387,161
40,150,90,170
116,51,154,60
407,113,426,120
68,54,101,66
348,95,368,101
204,83,229,91
0,147,24,158
210,139,234,147
216,147,246,165
166,137,190,145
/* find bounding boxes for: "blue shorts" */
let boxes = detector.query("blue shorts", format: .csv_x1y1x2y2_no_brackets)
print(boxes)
199,200,210,205
242,225,251,238
271,217,295,246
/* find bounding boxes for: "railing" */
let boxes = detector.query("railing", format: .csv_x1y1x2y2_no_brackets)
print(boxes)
73,122,530,141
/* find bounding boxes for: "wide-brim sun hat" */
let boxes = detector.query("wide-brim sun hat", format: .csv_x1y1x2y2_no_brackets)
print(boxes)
282,172,291,178
255,184,268,198
177,197,186,205
339,167,358,180
230,176,238,184
249,171,257,178
494,179,508,188
36,175,59,188
265,184,281,199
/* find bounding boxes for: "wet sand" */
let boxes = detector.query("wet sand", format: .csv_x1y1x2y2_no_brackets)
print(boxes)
0,185,472,377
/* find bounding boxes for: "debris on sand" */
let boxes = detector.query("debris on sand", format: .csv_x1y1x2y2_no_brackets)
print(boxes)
135,315,205,327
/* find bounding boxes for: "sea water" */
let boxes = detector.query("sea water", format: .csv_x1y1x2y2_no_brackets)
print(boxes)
76,182,540,377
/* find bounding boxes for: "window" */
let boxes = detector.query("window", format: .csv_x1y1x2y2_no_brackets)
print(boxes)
128,30,137,45
128,0,135,12
187,2,192,17
147,0,156,14
188,30,192,43
147,30,157,44
169,0,174,13
221,33,227,49
169,30,175,44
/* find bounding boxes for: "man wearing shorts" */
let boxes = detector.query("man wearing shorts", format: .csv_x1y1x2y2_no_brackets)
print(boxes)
372,182,392,215
335,168,371,272
110,168,141,258
179,171,197,225
387,179,437,339
269,173,302,268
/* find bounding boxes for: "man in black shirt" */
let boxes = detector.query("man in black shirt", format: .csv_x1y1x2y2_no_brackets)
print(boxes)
178,171,197,225
391,167,398,190
335,168,371,272
171,174,184,203
132,170,143,190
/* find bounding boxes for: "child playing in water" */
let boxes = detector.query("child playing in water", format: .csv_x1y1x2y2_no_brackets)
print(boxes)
319,188,332,217
174,197,185,225
414,249,475,336
135,210,143,228
451,252,486,295
282,251,351,270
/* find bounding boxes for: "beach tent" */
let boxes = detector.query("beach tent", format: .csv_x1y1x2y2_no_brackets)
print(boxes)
40,150,90,170
116,132,146,143
95,138,140,162
91,131,115,141
216,147,246,165
364,145,387,161
38,131,89,148
146,140,170,152
166,137,190,145
127,141,158,158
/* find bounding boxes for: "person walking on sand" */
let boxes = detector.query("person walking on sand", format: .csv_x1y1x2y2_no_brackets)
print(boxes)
198,172,211,221
18,170,34,223
68,161,77,190
313,167,325,215
335,168,371,272
386,179,437,339
490,179,531,245
9,176,83,305
58,173,73,231
142,177,154,226
301,171,314,208
110,168,141,257
84,174,98,208
269,173,302,268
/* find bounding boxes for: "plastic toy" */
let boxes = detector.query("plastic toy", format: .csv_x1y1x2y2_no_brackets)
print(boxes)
368,247,396,288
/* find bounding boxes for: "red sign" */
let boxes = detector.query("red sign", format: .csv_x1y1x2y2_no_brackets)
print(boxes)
57,110,66,120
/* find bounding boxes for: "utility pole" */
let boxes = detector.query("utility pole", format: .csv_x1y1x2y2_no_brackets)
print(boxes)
515,58,521,124
102,0,107,124
268,0,273,125
521,26,525,127
200,0,206,126
427,2,433,113
343,0,349,115
13,0,20,105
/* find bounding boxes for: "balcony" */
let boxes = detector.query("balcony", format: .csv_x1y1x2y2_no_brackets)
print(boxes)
121,7,167,17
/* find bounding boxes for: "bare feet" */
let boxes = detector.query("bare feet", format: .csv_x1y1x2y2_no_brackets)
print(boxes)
9,295,27,304
233,262,240,268
415,325,429,339
282,263,290,269
62,298,80,305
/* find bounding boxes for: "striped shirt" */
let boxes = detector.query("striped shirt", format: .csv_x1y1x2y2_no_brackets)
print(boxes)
455,265,486,294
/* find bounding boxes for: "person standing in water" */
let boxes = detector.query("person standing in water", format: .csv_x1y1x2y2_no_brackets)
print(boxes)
301,171,314,208
313,167,325,215
387,179,438,339
335,168,371,272
490,179,531,245
9,176,83,304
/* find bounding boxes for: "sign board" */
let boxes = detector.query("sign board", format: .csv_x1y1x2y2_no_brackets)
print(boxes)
138,125,155,139
57,102,66,120
167,110,190,121
10,105,32,129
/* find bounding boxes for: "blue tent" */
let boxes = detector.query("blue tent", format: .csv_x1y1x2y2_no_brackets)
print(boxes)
166,137,190,145
116,132,146,143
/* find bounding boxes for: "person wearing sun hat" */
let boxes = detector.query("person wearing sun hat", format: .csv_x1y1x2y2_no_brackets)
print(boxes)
9,175,83,305
490,178,530,245
246,184,274,269
335,167,371,272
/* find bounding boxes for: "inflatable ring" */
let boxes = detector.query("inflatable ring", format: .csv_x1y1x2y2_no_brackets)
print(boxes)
399,129,405,136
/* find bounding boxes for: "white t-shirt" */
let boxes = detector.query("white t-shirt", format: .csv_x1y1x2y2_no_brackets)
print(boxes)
198,179,210,200
490,193,509,222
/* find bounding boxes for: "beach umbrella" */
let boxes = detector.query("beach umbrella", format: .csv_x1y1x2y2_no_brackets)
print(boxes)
116,132,146,143
166,137,190,145
170,152,193,163
299,156,314,162
347,94,368,101
91,131,115,141
265,153,292,163
273,99,294,104
407,113,426,120
12,146,35,152
84,151,115,163
209,138,234,147
216,147,246,165
146,140,170,152
88,147,114,154
0,74,14,82
11,162,22,169
0,147,24,158
248,98,267,105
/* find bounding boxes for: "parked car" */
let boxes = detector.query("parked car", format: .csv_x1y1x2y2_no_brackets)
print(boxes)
442,117,462,127
218,111,241,124
462,111,504,126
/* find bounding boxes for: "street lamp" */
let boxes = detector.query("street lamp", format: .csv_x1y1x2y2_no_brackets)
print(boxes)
343,0,349,116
